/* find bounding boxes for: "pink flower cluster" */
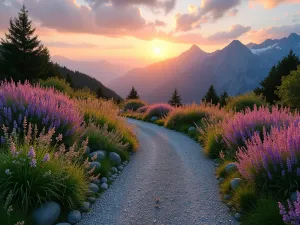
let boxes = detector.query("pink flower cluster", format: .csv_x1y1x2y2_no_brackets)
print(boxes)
236,122,300,181
0,81,84,143
279,192,300,224
144,103,173,119
222,105,298,149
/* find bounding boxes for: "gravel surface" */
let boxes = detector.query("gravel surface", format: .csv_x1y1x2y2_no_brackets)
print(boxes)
79,119,237,225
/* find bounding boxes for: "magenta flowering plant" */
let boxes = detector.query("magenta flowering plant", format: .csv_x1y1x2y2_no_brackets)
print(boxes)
222,105,298,152
144,103,174,120
237,122,300,194
0,80,84,145
279,191,300,224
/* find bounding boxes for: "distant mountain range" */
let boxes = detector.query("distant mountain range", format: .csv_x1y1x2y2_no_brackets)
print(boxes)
108,33,300,103
52,56,131,85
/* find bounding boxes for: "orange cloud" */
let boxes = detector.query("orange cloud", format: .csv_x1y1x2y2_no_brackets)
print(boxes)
249,0,300,8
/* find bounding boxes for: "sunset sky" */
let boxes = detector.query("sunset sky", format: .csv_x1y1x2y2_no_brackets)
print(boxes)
0,0,299,67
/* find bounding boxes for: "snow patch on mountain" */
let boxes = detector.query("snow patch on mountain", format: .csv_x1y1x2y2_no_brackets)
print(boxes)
250,43,280,55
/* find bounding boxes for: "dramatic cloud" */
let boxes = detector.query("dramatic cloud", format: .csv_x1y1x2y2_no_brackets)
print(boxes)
175,0,241,31
250,0,300,8
169,24,251,45
86,0,177,14
0,0,162,40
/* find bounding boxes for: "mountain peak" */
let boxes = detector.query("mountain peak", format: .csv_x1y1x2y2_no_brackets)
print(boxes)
288,33,300,39
228,40,244,47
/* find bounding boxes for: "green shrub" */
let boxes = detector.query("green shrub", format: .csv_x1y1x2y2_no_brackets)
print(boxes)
124,99,146,112
232,184,258,211
0,143,88,211
82,122,129,160
40,77,73,95
226,92,267,112
200,122,226,158
242,198,284,225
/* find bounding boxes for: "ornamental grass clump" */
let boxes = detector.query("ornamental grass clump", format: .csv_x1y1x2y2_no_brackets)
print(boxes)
279,191,300,225
124,99,146,112
0,81,83,146
77,98,138,152
165,103,225,131
237,123,300,194
222,105,297,153
143,103,173,120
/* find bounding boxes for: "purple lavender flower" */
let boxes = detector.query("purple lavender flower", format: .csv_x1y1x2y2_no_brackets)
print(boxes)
282,170,286,177
28,146,36,158
279,192,300,224
29,158,37,168
42,153,50,163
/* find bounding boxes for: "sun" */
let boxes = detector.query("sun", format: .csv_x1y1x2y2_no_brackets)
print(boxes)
153,47,162,55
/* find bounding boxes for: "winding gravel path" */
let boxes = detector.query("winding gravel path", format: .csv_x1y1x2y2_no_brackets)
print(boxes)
79,119,237,225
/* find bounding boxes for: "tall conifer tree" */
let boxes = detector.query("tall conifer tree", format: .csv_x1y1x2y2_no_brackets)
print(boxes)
168,88,182,107
0,5,51,82
126,87,139,100
202,85,220,105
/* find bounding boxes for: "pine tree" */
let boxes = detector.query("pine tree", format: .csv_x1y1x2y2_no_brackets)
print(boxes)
168,88,182,107
0,5,51,82
97,86,104,99
219,91,229,107
126,87,139,100
202,85,220,105
254,50,300,103
66,73,73,88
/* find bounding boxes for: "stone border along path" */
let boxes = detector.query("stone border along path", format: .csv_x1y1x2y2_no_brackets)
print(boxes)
78,119,238,225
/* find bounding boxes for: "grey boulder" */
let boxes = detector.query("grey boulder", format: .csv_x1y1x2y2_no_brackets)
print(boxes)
89,183,99,193
230,178,242,190
67,210,81,224
111,167,118,173
100,177,108,183
80,202,90,212
32,201,61,225
150,116,158,122
188,127,196,132
89,162,101,170
89,151,107,161
87,197,96,204
109,152,122,165
225,163,237,173
101,183,109,190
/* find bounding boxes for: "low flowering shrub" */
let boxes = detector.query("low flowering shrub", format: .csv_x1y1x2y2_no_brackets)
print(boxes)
0,81,83,145
237,123,300,194
279,191,300,225
222,105,298,153
143,103,173,120
225,92,267,112
124,99,146,112
165,103,226,131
